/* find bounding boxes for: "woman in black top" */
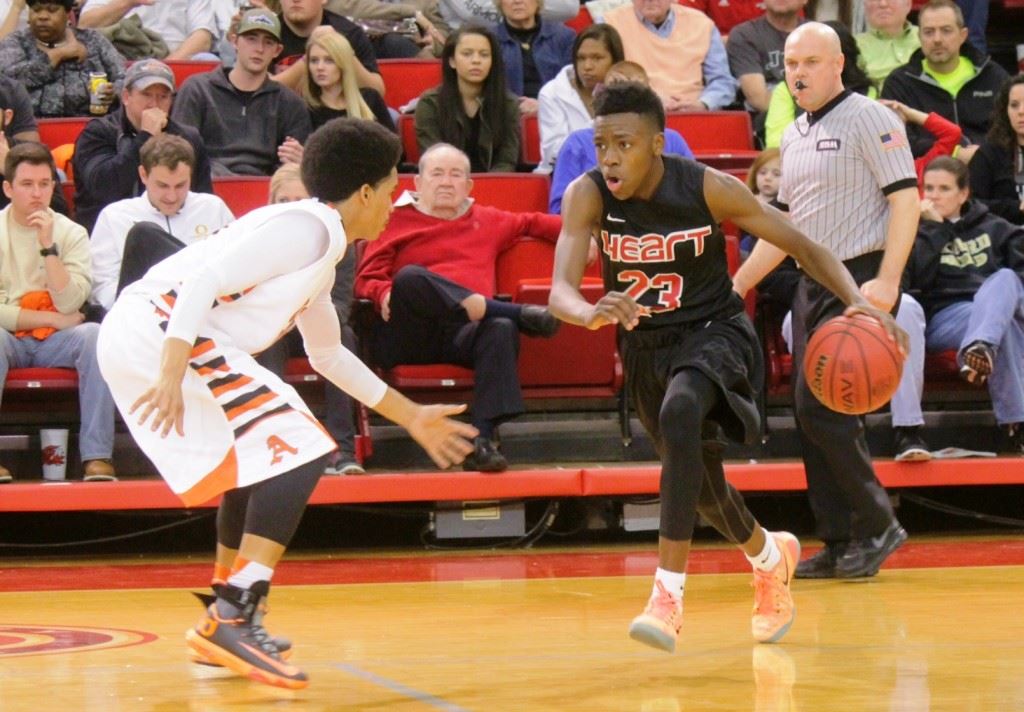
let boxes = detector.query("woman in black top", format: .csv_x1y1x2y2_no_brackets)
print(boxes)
303,27,395,132
414,25,520,172
970,74,1024,225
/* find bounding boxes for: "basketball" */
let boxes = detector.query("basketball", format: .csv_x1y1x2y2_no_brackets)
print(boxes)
803,314,904,415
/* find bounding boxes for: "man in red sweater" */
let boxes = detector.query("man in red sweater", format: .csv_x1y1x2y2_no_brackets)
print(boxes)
355,144,562,472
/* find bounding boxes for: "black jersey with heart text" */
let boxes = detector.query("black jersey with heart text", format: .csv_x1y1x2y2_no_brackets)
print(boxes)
587,156,739,328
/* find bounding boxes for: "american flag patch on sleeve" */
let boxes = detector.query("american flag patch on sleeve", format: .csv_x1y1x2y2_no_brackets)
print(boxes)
879,130,907,151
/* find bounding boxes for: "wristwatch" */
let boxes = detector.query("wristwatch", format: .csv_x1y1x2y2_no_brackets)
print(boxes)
39,244,59,258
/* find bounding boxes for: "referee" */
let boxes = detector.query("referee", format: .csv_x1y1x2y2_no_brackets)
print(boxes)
734,22,919,579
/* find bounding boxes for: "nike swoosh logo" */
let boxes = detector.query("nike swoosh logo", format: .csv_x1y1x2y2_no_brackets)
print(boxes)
606,214,626,223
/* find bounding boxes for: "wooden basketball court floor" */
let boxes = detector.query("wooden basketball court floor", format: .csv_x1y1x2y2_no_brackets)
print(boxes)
3,537,1024,711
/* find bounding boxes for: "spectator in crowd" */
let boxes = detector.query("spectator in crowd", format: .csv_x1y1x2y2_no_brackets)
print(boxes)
326,0,449,58
0,0,125,118
880,0,1008,158
304,27,394,131
536,23,623,175
969,74,1024,226
1,0,28,39
172,8,311,177
0,76,69,215
602,0,737,112
355,143,562,472
89,134,233,312
765,20,874,148
855,0,918,86
679,0,765,36
77,0,218,60
415,25,520,173
493,0,574,116
880,97,964,186
0,142,116,483
739,148,782,255
436,0,576,32
272,0,384,95
727,0,806,133
804,0,864,32
548,61,693,214
904,156,1024,453
263,162,366,475
72,58,213,233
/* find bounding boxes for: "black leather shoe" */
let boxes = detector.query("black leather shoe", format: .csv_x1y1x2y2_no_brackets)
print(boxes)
518,305,560,338
795,542,847,579
463,437,508,473
835,520,908,578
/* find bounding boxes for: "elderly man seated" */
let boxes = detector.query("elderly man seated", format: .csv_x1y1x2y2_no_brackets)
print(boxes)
602,0,736,112
355,144,562,472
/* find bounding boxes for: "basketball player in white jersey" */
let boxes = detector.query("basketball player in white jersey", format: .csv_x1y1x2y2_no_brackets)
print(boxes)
97,119,477,689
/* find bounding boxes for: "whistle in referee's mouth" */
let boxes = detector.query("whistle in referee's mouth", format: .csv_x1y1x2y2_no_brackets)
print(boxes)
794,80,808,90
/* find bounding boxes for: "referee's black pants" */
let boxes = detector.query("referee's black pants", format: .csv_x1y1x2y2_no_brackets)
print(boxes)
367,265,525,430
791,251,898,543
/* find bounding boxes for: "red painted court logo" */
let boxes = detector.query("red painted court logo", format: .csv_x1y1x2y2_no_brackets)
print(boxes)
0,624,157,658
41,445,65,466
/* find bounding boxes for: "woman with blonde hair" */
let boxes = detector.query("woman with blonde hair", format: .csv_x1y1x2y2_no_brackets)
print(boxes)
304,27,396,132
268,163,309,204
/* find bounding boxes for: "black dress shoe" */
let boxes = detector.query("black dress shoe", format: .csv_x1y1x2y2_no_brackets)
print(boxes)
795,542,847,579
835,520,908,578
462,437,508,473
518,305,561,338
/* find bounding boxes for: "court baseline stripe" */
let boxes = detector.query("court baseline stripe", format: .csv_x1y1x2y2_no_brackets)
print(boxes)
334,662,469,711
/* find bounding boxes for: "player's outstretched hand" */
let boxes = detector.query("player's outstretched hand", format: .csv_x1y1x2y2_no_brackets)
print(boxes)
407,403,478,469
844,304,909,358
585,291,642,331
130,377,185,438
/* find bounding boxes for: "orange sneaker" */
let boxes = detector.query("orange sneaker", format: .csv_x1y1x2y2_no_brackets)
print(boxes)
628,580,683,653
752,532,800,643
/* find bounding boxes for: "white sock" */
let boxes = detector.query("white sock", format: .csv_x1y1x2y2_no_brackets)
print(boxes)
227,561,274,590
653,568,686,601
747,531,781,572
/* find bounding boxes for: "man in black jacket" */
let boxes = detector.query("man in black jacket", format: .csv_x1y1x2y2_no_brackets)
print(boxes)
71,58,213,233
905,156,1024,451
880,0,1008,158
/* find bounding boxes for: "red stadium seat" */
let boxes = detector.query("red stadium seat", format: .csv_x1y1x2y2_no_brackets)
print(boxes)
162,59,219,88
378,59,441,110
398,114,419,164
37,117,91,152
565,6,593,33
6,368,79,390
665,111,758,169
212,176,271,217
521,113,541,165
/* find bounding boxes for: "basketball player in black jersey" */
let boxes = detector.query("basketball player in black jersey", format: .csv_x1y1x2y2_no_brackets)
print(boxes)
550,82,907,653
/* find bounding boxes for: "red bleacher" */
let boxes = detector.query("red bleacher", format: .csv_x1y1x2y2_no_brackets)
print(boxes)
163,59,219,87
212,175,271,216
38,117,91,152
665,111,758,170
378,58,441,110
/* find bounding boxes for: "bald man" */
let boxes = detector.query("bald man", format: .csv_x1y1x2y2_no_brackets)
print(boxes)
734,23,920,579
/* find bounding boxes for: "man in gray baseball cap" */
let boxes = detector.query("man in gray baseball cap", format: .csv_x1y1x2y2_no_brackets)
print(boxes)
72,58,213,233
235,7,282,41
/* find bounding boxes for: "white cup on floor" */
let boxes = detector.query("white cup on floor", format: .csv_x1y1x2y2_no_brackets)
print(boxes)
40,428,69,481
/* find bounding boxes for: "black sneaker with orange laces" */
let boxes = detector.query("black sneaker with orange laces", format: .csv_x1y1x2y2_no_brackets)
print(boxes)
185,581,308,689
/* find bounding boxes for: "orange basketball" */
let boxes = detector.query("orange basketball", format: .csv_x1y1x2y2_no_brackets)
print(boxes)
803,314,904,415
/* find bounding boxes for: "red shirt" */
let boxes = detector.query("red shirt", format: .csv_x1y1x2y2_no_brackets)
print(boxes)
355,200,562,308
679,0,765,35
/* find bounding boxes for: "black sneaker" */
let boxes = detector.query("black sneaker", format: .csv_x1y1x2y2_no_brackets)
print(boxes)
894,426,931,462
189,586,292,666
959,341,995,385
795,542,848,579
463,437,508,473
1003,423,1024,455
185,582,308,689
518,305,561,338
835,520,908,578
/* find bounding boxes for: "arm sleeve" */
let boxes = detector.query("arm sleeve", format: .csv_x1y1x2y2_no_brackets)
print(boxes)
764,81,795,149
170,81,203,134
187,0,218,35
968,145,1024,223
279,94,313,144
72,122,150,200
87,209,122,310
95,33,127,92
296,287,388,407
664,129,694,159
491,97,521,172
353,233,398,307
921,112,963,162
725,24,762,77
514,211,562,245
164,212,329,346
363,88,397,132
699,28,738,110
5,80,36,136
548,132,587,214
855,104,917,192
538,83,568,173
414,91,443,153
0,37,57,91
51,220,92,312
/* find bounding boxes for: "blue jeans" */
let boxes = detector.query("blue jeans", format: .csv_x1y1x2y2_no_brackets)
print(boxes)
0,323,116,461
926,269,1024,425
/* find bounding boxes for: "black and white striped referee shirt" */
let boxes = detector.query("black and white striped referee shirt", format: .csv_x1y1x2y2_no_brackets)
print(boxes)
777,90,918,262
